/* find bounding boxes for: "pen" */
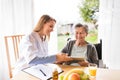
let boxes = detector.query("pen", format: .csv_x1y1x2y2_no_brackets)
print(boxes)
40,69,46,76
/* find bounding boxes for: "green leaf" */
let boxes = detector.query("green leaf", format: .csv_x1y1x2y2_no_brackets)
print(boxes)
79,0,99,23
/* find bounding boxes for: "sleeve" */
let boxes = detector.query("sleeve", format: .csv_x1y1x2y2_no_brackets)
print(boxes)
19,35,38,64
61,42,70,54
61,41,75,56
29,55,56,65
91,45,99,65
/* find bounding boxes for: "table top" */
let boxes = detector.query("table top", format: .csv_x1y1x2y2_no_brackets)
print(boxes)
12,64,120,80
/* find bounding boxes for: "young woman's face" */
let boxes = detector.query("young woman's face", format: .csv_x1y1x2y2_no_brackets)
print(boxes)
42,20,56,35
75,27,87,42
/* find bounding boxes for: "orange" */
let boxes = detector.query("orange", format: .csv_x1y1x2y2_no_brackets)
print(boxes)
68,73,80,80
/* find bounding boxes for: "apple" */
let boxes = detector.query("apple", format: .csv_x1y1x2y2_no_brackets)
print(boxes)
68,73,80,80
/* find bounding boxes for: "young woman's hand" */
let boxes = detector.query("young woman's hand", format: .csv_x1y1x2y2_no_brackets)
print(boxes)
55,53,73,63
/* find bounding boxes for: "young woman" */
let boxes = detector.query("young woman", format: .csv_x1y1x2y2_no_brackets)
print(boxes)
14,14,72,75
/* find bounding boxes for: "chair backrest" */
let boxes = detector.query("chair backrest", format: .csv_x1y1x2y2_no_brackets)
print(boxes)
94,39,102,60
4,34,24,78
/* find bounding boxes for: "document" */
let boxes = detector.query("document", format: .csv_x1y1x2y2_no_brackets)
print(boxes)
22,63,63,80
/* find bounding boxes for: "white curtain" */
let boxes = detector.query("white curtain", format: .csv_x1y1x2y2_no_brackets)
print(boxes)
0,0,33,79
99,0,120,69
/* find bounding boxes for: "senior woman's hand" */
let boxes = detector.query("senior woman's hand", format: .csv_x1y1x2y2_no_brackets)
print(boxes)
75,39,80,46
55,53,73,63
78,60,89,67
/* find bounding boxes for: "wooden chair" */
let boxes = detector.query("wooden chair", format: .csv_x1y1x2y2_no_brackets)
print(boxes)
4,35,24,78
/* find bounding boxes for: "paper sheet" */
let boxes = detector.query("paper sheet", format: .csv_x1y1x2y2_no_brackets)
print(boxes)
22,63,63,80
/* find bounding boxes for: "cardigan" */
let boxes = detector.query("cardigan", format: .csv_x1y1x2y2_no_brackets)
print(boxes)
61,40,99,65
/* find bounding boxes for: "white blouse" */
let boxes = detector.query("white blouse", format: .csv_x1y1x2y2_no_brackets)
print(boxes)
19,32,48,63
14,32,56,76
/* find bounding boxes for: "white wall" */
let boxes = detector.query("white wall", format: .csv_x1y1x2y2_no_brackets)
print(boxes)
99,0,120,69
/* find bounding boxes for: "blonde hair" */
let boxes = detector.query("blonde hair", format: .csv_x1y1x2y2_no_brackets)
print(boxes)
33,15,56,39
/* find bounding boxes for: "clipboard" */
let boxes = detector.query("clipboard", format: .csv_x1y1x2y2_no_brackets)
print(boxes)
22,63,63,80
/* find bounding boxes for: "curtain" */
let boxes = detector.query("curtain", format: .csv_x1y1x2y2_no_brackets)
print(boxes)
0,0,33,79
99,0,120,69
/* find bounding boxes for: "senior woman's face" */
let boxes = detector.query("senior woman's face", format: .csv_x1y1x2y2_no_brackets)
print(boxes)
42,20,56,35
75,27,87,41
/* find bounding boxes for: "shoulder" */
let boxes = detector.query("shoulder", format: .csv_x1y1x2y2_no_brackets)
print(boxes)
27,32,39,39
68,40,76,45
22,32,39,43
86,42,95,48
28,32,38,38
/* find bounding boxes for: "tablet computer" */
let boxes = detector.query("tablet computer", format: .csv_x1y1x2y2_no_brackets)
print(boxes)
70,56,85,61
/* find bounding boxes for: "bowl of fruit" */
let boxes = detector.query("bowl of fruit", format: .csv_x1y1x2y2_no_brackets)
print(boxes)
59,68,90,80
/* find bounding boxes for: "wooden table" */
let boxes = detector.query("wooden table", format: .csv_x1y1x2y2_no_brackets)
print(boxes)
12,64,120,80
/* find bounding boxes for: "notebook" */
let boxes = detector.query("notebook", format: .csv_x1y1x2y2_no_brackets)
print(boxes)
22,63,63,80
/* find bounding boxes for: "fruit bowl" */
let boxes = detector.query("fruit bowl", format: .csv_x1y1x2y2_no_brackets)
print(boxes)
58,68,90,80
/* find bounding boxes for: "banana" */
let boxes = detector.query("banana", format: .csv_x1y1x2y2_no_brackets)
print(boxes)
63,68,84,80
